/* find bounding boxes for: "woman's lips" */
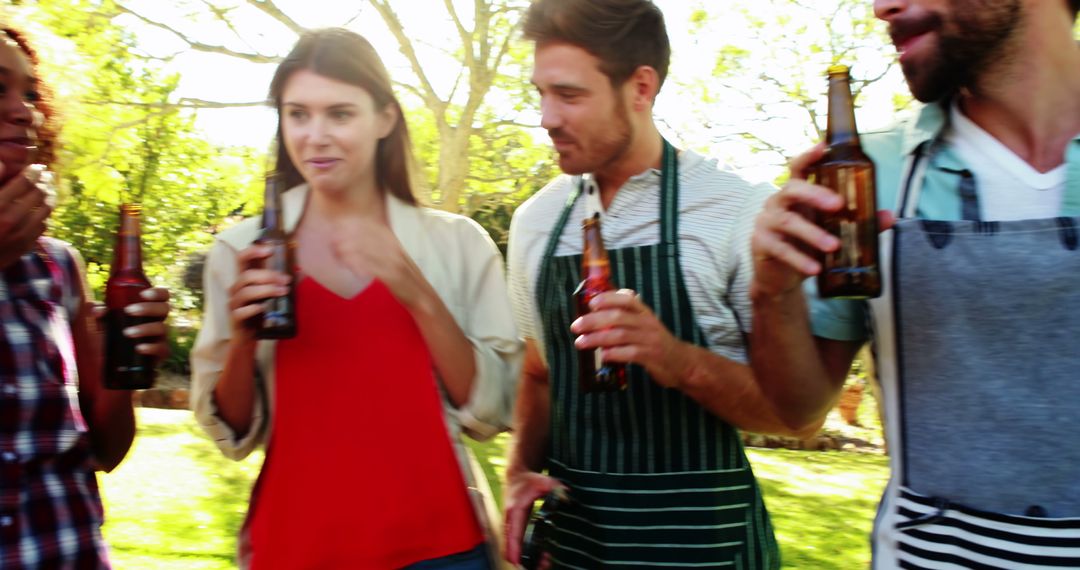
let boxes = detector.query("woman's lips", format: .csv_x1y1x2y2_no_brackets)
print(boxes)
306,158,340,169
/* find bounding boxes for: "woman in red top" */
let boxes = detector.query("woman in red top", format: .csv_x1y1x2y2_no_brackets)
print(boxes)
191,29,521,569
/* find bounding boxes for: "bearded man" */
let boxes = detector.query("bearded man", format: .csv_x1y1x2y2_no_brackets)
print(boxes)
749,0,1080,567
500,0,811,568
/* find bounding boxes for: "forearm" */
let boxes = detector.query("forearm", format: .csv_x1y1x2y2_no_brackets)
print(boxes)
749,287,851,429
507,369,551,477
73,302,135,472
211,336,259,438
84,391,136,472
410,286,477,408
669,341,816,438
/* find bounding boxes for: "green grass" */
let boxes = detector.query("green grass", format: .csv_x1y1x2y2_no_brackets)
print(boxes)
100,409,887,568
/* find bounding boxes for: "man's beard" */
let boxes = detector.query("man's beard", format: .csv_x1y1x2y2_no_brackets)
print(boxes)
552,94,634,176
591,96,634,175
901,0,1021,102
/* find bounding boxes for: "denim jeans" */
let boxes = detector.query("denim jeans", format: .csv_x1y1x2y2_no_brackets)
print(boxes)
402,544,490,570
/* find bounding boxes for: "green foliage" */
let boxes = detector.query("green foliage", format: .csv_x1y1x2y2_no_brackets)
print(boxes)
162,326,196,375
679,0,904,177
18,1,264,311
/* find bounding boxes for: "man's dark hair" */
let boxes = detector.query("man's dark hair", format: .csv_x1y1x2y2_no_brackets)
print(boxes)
1071,0,1079,19
523,0,671,91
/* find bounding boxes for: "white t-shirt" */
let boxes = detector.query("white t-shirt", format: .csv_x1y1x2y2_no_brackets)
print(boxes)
506,150,774,366
946,103,1066,220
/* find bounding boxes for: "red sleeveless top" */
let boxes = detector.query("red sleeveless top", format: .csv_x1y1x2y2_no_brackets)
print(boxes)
248,278,483,569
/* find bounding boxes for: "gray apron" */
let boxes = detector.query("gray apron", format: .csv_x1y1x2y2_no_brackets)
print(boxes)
873,141,1080,568
535,141,778,569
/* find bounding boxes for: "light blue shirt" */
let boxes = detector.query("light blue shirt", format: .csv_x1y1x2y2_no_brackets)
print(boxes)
809,101,1080,341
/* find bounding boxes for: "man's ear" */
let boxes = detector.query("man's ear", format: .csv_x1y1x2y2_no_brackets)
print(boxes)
627,65,661,112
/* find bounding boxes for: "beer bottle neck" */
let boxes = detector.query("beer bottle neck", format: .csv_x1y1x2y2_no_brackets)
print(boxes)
113,204,144,273
261,176,285,234
825,73,860,148
581,215,611,282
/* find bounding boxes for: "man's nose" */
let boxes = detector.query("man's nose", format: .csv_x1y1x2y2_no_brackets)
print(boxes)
873,0,908,21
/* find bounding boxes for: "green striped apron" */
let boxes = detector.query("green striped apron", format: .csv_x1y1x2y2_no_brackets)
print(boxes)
535,141,778,569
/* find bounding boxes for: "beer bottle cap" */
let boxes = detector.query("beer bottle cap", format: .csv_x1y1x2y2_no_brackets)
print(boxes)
827,64,850,76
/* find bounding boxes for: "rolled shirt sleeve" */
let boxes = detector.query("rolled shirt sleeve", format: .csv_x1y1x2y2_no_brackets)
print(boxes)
445,218,524,441
189,239,270,461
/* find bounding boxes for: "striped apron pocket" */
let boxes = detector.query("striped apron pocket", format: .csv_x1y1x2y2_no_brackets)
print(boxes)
547,460,761,568
894,486,1080,569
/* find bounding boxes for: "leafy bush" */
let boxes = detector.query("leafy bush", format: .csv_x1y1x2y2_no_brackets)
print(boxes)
162,325,196,375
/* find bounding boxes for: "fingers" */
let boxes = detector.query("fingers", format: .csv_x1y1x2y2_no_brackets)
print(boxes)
134,339,170,361
877,209,896,232
504,499,527,564
751,179,845,277
228,267,291,307
751,215,825,276
504,472,560,564
788,142,826,180
570,290,647,334
227,263,291,330
0,166,51,252
125,288,171,320
774,178,844,217
0,163,44,203
236,244,273,267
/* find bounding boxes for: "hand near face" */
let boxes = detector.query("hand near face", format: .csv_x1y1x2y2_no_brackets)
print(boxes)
570,289,686,389
331,220,429,308
0,163,51,269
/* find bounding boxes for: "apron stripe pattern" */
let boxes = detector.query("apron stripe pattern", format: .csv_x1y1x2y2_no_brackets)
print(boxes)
535,141,777,569
870,140,1080,569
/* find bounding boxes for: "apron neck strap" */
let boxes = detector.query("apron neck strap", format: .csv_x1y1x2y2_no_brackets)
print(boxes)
541,138,680,263
899,140,982,221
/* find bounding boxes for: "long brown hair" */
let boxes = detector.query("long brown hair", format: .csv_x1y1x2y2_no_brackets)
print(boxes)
1,27,59,170
523,0,670,92
268,28,416,205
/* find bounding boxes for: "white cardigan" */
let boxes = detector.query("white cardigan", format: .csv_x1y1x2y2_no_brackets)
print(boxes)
190,183,522,567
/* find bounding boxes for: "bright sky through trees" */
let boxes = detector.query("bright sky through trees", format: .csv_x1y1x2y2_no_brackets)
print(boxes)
106,0,908,183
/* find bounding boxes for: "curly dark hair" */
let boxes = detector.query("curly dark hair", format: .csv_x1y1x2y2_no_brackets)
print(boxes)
2,27,59,170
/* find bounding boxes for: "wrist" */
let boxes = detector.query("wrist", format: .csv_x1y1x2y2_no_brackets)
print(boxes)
229,330,258,354
750,280,804,306
405,280,441,318
666,342,698,391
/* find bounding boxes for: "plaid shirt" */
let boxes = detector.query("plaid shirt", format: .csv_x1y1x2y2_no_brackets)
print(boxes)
0,238,109,569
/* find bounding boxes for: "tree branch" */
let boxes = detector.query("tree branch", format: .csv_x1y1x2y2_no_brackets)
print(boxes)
245,0,306,35
79,98,267,109
368,0,443,113
114,2,282,63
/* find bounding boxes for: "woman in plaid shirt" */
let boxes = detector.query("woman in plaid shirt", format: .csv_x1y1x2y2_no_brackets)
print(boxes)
0,27,171,567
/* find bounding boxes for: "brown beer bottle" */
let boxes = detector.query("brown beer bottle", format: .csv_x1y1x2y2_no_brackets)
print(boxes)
252,173,297,339
103,204,156,390
813,65,881,299
574,212,626,393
